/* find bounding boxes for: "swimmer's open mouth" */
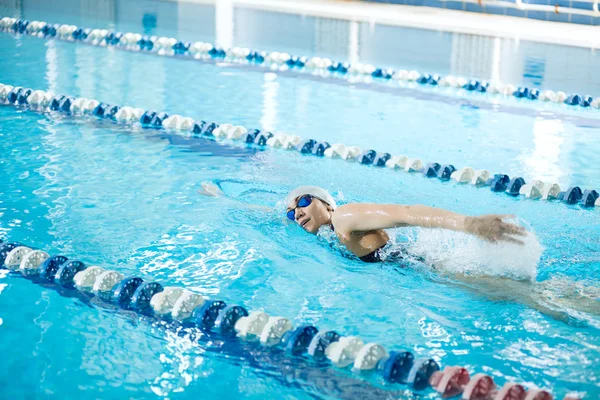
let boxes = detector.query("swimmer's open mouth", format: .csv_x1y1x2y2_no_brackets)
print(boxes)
301,218,310,228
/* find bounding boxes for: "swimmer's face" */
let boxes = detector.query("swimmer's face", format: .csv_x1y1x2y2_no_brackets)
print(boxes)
286,195,333,234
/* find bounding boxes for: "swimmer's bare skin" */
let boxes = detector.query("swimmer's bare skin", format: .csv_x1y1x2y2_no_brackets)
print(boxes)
329,203,526,257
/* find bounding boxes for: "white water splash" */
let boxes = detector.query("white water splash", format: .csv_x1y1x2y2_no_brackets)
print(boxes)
408,219,543,281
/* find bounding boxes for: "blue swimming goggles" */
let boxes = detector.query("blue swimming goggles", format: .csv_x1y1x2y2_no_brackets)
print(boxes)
286,195,312,221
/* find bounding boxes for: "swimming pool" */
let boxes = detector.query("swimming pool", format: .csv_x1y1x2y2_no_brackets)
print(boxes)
1,0,599,399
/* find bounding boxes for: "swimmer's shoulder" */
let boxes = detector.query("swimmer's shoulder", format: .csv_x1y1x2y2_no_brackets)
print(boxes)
330,203,359,224
331,204,355,238
331,203,378,235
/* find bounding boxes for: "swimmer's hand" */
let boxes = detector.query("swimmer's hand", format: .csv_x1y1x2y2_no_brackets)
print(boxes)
198,181,224,197
197,180,271,212
465,215,526,245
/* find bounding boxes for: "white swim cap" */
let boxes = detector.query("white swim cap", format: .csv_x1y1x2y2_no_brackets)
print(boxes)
286,186,337,209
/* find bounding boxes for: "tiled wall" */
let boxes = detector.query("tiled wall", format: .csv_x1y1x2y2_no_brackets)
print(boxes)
366,0,600,25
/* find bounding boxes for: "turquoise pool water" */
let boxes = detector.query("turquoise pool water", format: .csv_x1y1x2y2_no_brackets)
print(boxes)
1,0,600,399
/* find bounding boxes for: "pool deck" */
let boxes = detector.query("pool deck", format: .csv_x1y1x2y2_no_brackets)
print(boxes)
170,0,600,49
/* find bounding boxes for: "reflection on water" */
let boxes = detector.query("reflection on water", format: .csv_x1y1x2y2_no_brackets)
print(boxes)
4,0,600,95
519,119,567,185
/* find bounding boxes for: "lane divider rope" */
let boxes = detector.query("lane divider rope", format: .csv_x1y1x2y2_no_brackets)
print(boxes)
0,238,563,400
1,17,599,111
1,82,598,209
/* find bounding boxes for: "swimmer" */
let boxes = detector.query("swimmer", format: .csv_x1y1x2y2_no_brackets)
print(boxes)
200,183,526,263
283,186,526,263
200,182,600,325
280,187,600,323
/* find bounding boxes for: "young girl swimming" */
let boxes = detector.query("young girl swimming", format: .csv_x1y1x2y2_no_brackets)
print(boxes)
201,183,526,263
283,186,526,262
199,182,597,397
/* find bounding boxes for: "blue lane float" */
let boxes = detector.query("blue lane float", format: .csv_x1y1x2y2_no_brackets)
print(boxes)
558,186,583,205
215,305,249,337
488,174,511,192
437,165,456,181
582,189,599,207
38,255,68,281
507,177,526,197
424,163,441,178
464,80,488,93
308,330,340,360
0,239,559,400
1,17,600,110
381,351,414,384
0,81,598,210
113,276,144,308
55,260,86,287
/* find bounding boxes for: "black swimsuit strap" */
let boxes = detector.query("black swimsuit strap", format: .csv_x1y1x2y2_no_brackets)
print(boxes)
358,248,384,263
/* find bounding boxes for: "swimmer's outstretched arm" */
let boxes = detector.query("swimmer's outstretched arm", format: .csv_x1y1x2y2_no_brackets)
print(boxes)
198,181,272,212
331,204,526,245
